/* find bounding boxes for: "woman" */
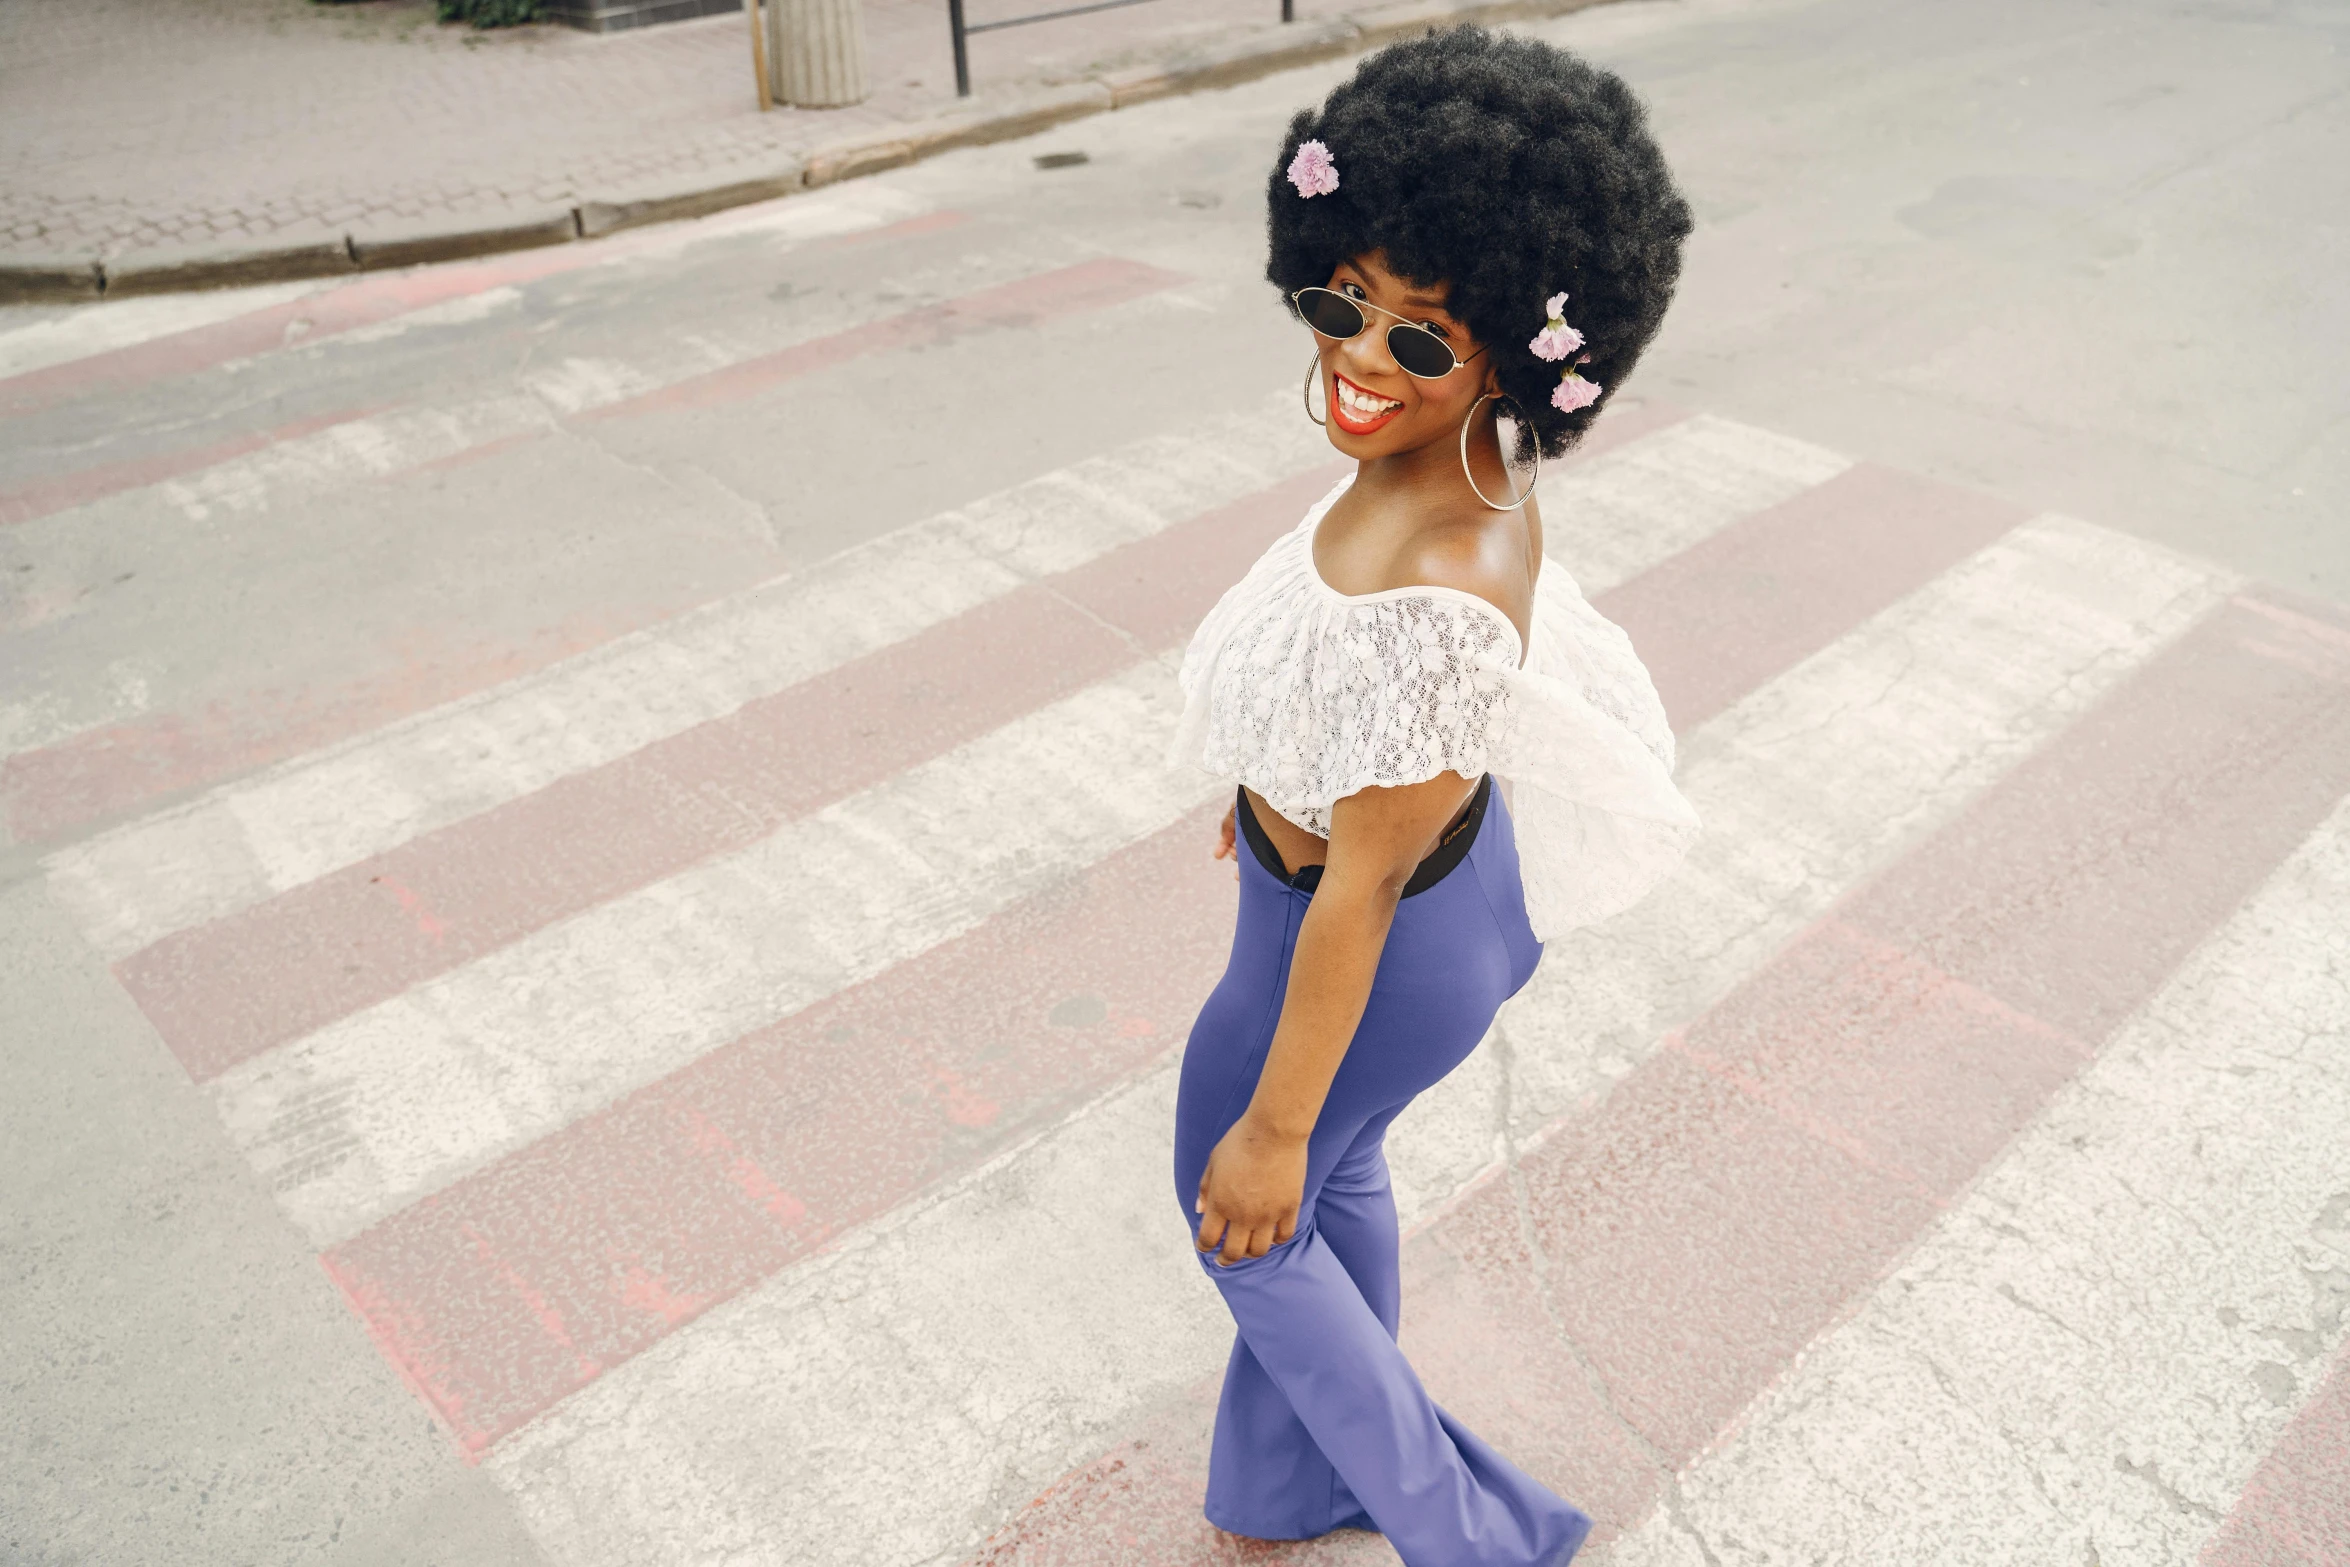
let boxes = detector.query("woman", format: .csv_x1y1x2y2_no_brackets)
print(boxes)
1166,28,1700,1565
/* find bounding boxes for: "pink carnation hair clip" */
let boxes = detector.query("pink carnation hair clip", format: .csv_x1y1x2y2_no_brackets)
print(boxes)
1528,292,1582,361
1287,140,1339,198
1551,373,1602,413
1528,290,1602,413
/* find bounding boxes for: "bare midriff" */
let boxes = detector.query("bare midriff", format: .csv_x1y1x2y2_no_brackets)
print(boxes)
1243,785,1335,872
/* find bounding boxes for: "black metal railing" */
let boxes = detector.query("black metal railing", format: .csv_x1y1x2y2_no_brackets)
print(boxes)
949,0,1295,97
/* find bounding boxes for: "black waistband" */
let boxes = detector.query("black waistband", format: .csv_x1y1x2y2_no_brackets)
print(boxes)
1233,775,1491,898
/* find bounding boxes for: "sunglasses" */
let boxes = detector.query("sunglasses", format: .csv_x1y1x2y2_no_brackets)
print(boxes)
1291,286,1486,380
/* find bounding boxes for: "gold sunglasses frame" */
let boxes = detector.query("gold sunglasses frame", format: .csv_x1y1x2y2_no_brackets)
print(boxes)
1289,287,1489,380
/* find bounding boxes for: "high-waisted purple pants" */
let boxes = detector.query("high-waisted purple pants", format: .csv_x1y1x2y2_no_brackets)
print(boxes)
1172,782,1592,1566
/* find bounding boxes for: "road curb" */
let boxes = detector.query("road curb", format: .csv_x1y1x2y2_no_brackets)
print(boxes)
0,0,1612,307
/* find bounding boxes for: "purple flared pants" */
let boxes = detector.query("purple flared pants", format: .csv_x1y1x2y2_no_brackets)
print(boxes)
1172,783,1591,1566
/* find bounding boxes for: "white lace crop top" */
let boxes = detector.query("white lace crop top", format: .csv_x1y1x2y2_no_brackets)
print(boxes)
1169,475,1699,938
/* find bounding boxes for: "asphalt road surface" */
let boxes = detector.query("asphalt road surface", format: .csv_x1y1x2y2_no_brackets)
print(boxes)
4,0,2346,1563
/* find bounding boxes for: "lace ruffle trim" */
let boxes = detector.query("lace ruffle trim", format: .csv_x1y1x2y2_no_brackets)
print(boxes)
1171,479,1699,936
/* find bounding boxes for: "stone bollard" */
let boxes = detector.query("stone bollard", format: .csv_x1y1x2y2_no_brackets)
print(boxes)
767,0,868,108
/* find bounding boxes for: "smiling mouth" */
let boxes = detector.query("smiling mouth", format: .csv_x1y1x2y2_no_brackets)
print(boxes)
1331,373,1404,432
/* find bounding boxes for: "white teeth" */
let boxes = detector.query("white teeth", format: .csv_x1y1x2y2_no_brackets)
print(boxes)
1336,380,1401,419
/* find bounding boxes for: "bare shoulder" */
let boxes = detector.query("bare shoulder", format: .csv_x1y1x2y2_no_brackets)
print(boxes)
1395,511,1535,643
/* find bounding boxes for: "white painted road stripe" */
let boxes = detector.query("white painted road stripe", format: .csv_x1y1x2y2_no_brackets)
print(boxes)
1597,789,2350,1567
215,655,1218,1247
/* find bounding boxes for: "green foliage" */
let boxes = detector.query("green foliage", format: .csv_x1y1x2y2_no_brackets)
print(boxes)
437,0,539,25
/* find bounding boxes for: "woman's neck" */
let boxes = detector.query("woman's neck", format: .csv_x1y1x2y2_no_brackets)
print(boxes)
1348,410,1510,517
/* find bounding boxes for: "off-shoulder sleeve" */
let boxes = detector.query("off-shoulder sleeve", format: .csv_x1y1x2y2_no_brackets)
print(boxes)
1179,586,1524,837
1306,591,1521,802
1497,561,1701,938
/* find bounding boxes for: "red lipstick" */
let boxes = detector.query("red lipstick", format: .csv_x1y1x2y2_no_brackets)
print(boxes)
1329,371,1405,436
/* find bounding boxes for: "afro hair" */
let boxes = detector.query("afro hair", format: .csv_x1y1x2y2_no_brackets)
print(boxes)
1267,27,1691,458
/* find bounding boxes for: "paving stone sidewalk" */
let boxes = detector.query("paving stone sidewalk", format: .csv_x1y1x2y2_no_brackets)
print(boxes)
0,0,1607,301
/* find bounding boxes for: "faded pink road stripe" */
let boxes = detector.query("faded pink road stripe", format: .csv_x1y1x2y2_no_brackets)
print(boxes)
582,256,1185,421
115,464,1346,1082
4,592,695,841
3,600,692,845
324,802,1238,1454
317,456,2009,1456
1550,395,1688,468
0,405,379,528
1603,460,2029,730
0,210,970,420
2203,1340,2350,1567
970,1377,1396,1567
0,280,509,420
972,588,2350,1562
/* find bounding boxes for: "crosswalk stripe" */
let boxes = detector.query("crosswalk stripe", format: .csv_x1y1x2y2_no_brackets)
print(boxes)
2,594,698,845
1608,459,2029,730
582,259,1183,422
324,801,1238,1455
0,404,386,529
123,581,1153,1079
1529,411,1846,596
475,513,2213,1565
221,657,1220,1248
958,516,2234,1565
39,393,1338,956
0,182,936,416
38,404,1795,961
490,1050,1215,1567
1598,787,2350,1567
2203,1347,2350,1567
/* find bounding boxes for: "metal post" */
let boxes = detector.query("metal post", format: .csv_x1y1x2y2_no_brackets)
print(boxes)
949,0,971,97
747,0,773,110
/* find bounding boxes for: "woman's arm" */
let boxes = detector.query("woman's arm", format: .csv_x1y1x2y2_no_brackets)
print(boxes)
1193,770,1479,1265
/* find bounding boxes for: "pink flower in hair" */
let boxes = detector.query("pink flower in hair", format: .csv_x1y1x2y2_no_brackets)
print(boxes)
1528,290,1583,361
1551,373,1602,414
1287,140,1339,198
1529,321,1583,361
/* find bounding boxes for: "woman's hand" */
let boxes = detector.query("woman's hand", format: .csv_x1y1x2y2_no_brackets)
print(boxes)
1195,1113,1308,1266
1213,804,1238,879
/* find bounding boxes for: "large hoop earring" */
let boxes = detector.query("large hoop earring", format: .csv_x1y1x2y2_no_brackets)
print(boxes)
1460,393,1539,511
1302,354,1326,426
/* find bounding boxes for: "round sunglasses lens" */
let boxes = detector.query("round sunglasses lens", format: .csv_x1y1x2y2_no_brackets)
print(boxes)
1296,289,1366,338
1387,325,1458,379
